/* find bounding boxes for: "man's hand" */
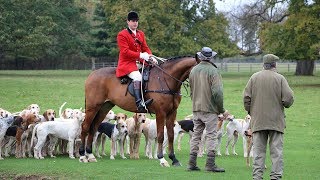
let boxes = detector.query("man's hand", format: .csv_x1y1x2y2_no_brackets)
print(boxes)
140,52,150,61
149,57,158,65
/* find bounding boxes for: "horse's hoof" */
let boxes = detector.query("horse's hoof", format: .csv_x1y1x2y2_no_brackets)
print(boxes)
87,154,97,162
79,156,88,163
159,158,170,167
172,161,182,167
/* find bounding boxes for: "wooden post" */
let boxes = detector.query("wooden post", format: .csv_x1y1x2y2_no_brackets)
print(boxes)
91,58,95,70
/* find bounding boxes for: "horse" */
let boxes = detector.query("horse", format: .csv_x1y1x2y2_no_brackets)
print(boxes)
79,56,200,167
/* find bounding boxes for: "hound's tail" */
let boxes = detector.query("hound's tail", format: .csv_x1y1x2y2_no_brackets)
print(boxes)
30,123,40,148
59,102,67,118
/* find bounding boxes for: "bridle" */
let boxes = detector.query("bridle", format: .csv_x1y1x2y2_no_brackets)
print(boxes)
144,57,196,97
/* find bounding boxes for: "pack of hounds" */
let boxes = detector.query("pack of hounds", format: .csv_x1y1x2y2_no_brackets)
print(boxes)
0,104,254,167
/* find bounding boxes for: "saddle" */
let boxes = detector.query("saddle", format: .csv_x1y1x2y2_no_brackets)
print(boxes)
119,66,151,97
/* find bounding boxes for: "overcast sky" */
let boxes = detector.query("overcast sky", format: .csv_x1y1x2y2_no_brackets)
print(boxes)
214,0,254,12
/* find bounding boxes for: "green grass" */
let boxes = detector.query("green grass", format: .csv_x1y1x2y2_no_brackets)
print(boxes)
0,70,319,179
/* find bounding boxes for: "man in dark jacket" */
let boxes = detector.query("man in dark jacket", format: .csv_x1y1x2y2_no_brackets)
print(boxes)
187,47,226,172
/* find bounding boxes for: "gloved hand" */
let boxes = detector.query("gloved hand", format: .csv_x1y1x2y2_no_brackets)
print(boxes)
149,56,158,65
140,52,150,61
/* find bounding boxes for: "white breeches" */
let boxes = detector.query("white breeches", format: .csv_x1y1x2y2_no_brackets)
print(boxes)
128,71,142,81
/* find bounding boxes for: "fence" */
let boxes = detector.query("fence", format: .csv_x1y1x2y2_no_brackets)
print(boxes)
93,61,319,73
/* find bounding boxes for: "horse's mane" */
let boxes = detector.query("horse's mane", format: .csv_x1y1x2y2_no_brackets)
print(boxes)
166,55,195,61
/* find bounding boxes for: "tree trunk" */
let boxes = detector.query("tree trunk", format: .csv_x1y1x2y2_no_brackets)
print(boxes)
295,60,314,76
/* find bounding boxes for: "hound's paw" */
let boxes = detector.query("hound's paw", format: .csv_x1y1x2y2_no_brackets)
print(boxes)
69,156,75,159
79,156,88,163
159,158,170,167
0,157,4,160
225,152,230,156
197,154,203,157
233,152,238,156
121,156,127,159
110,156,115,160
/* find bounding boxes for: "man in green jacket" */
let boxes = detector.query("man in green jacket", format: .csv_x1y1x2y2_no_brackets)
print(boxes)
187,47,225,172
243,54,294,180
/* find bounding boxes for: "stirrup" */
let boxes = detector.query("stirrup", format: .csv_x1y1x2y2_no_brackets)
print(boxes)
137,99,153,112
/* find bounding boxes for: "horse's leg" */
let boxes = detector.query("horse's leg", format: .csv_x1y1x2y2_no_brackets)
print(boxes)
87,102,115,162
79,101,114,163
166,111,181,166
156,112,169,167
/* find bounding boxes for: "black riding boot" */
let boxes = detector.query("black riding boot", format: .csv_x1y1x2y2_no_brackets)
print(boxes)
205,151,225,172
133,81,153,112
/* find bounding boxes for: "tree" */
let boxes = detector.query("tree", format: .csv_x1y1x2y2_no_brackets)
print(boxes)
101,0,238,58
87,3,114,60
260,0,320,75
0,0,91,69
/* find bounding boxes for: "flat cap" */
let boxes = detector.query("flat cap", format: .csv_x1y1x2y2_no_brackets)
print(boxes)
263,54,279,64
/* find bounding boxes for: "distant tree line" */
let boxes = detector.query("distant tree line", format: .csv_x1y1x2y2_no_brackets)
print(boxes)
0,0,318,75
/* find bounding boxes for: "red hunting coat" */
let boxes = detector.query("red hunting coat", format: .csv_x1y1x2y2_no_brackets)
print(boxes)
116,28,152,77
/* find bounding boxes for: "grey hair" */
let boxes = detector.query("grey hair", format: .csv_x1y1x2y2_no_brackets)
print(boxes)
263,62,276,70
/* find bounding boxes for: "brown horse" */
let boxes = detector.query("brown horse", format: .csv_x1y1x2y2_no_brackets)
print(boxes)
79,56,200,166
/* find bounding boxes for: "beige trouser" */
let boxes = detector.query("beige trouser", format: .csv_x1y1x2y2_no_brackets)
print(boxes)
190,112,218,154
252,130,284,180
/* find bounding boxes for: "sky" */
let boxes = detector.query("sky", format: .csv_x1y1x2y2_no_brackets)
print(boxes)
214,0,254,12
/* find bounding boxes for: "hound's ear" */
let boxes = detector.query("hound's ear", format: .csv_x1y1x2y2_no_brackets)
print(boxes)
116,123,120,130
133,113,137,120
125,114,128,120
43,111,48,121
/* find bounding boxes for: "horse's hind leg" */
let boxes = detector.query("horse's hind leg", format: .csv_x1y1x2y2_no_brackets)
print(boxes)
85,102,115,162
166,111,181,166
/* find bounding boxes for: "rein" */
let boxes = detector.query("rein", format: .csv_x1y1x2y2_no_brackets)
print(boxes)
145,56,192,97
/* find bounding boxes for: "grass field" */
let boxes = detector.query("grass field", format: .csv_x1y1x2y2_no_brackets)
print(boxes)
0,70,319,179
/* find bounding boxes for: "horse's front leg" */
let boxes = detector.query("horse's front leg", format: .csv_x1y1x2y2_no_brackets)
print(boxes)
166,111,181,166
156,113,170,167
79,105,107,163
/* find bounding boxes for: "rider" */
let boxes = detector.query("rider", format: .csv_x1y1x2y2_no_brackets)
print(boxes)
116,11,157,112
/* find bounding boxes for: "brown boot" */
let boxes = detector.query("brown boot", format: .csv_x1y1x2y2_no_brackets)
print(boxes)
187,153,200,171
205,151,225,172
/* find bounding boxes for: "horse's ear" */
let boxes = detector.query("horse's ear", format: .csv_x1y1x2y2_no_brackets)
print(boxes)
195,53,201,64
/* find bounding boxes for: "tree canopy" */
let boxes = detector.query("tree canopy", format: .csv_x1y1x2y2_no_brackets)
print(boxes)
259,0,320,75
